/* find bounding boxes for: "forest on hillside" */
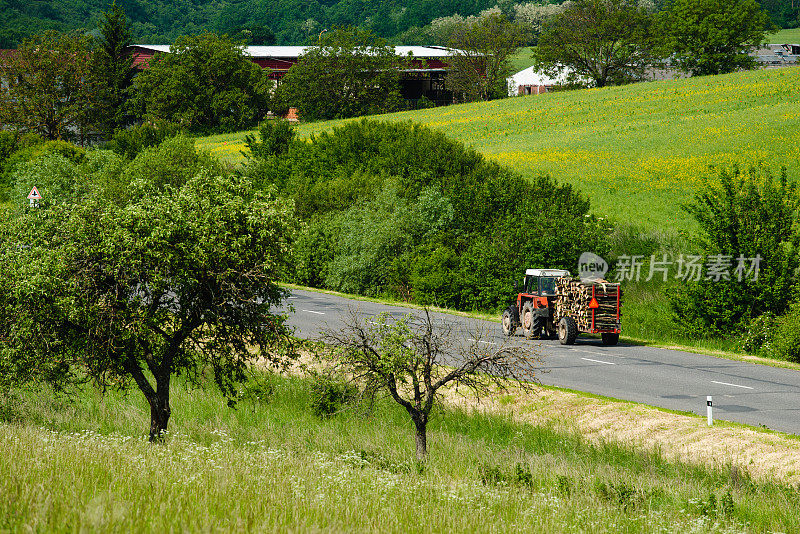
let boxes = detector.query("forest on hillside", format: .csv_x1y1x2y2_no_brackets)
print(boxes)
0,0,796,48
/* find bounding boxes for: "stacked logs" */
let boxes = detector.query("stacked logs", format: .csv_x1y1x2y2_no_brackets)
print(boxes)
555,277,621,331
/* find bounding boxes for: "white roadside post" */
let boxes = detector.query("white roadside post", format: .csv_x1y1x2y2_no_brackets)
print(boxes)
706,396,713,426
27,186,42,208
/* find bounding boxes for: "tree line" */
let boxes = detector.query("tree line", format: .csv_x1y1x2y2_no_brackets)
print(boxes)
0,0,795,50
1,0,779,138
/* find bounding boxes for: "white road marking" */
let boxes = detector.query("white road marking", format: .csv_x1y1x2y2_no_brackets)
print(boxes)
288,296,298,299
303,309,325,315
581,357,615,365
468,338,498,346
575,348,624,359
711,380,754,390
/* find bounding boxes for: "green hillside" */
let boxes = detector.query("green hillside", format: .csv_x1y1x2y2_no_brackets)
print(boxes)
769,27,800,42
199,66,800,235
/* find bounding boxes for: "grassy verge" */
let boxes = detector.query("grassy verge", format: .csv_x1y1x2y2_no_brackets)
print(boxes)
2,371,800,532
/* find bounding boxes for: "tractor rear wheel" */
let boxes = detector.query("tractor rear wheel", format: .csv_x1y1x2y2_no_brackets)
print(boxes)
521,302,536,339
601,333,619,346
501,306,518,336
558,316,578,345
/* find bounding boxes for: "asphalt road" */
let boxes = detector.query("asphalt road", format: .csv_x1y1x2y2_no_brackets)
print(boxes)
280,289,800,435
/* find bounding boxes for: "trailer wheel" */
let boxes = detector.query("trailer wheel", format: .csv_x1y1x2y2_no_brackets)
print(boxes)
601,333,619,346
521,302,536,339
501,306,518,336
558,316,578,345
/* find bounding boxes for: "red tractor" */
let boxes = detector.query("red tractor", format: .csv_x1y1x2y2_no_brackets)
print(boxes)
501,268,622,345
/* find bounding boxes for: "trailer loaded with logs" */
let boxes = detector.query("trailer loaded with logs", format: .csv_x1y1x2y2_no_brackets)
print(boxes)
501,269,622,345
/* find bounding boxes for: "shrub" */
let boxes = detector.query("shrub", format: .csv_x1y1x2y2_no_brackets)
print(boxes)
106,120,185,160
292,215,339,288
121,135,222,194
10,152,81,207
672,166,800,338
0,131,44,200
237,372,277,405
309,373,358,418
768,305,800,362
738,312,776,354
244,120,296,159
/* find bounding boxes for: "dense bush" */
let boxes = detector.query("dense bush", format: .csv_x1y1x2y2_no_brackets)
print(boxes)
767,305,800,362
672,167,800,338
0,131,43,200
2,139,85,203
246,119,609,311
105,120,185,160
244,120,296,159
309,373,359,418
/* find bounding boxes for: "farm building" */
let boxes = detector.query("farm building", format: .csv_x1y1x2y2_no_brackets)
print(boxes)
507,66,573,96
127,44,456,106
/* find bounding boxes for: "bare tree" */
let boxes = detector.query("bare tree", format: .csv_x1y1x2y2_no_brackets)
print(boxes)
320,308,542,461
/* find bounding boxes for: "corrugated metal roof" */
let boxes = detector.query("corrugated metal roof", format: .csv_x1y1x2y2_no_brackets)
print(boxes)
133,44,458,59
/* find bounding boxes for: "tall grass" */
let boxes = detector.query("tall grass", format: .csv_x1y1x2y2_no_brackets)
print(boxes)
2,372,799,532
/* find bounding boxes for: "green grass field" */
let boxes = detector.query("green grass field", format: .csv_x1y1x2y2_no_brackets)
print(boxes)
3,372,799,532
198,66,800,236
769,28,800,42
509,46,536,73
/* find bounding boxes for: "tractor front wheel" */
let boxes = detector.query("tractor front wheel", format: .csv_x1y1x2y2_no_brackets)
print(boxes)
501,306,518,336
558,316,578,345
521,302,536,339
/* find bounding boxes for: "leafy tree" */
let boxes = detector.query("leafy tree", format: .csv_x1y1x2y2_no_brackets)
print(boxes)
512,2,566,44
277,27,404,121
130,33,273,133
0,139,299,441
445,13,529,101
91,1,136,137
657,0,774,76
321,309,540,461
534,0,655,88
0,30,96,141
671,167,799,338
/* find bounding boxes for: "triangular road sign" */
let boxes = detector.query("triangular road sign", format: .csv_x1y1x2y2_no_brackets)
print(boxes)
588,297,600,309
27,187,42,200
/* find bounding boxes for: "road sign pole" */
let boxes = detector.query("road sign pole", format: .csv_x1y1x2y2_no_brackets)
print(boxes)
706,396,713,426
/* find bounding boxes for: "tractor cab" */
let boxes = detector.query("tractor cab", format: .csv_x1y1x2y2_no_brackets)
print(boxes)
522,268,570,298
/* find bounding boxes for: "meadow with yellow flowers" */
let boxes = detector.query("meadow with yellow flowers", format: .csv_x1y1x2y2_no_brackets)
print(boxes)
198,66,800,236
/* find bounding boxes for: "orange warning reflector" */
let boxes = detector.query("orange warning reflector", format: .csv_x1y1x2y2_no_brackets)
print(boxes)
588,298,600,309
